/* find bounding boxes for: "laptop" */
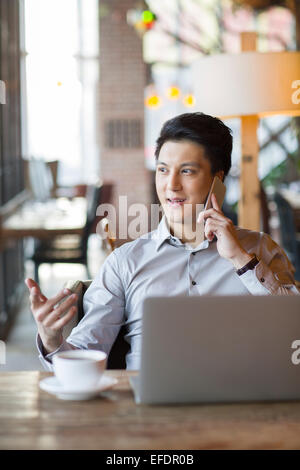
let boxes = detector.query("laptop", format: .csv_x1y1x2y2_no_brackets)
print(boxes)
130,295,300,404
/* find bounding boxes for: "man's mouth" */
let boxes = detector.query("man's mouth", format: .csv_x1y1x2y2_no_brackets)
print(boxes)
166,198,186,207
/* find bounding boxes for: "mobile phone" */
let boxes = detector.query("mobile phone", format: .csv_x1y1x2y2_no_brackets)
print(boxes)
204,176,226,211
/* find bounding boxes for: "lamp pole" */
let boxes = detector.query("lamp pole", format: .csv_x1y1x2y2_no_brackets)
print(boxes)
238,32,261,231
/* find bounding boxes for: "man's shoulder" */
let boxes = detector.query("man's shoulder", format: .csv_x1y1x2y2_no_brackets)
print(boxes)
234,226,263,240
234,226,278,252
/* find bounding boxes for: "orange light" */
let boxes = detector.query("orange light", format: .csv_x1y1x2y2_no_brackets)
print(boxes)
135,20,146,33
57,81,62,87
145,94,162,109
183,94,196,107
166,86,181,100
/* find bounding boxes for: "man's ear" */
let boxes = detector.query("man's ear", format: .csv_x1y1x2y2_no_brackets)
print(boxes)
216,171,225,182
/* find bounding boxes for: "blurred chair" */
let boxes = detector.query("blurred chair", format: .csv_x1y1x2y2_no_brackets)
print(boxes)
31,183,102,284
27,158,54,202
274,192,300,281
46,161,59,197
63,279,129,369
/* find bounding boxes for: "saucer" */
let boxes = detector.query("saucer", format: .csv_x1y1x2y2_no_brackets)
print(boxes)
39,373,118,400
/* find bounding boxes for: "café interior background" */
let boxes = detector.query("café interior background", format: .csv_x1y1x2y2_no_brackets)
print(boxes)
0,0,299,369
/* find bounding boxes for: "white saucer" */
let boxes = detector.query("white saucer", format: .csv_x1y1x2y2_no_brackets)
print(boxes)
39,374,118,401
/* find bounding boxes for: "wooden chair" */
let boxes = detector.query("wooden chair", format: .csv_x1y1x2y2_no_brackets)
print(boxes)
274,192,300,281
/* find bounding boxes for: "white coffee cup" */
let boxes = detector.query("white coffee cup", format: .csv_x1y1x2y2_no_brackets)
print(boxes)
52,350,107,391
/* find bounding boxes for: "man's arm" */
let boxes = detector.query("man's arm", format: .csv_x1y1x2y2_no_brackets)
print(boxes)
237,233,300,296
198,193,299,296
36,249,126,369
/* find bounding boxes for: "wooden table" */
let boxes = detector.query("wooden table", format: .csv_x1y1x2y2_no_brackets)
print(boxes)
1,370,300,450
0,197,87,241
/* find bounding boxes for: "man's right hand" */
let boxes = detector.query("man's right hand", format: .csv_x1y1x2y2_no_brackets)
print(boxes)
25,278,78,354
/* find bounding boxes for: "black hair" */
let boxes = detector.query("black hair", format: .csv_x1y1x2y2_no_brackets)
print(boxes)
154,112,232,177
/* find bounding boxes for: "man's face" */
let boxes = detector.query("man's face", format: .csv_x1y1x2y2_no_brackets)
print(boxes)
155,140,222,226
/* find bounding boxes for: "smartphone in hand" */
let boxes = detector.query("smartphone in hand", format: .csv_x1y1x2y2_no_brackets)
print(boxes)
204,176,226,211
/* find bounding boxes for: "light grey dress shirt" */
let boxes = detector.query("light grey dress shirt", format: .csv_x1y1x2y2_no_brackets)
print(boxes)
37,216,299,370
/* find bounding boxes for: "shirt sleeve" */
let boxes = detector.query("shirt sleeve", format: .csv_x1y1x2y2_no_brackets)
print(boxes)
36,333,77,371
37,249,126,369
238,233,300,296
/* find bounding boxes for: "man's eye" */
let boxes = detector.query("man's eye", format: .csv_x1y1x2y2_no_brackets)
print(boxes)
182,169,194,174
158,167,167,173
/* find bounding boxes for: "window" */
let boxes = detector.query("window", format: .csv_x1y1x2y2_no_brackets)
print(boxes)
0,0,25,338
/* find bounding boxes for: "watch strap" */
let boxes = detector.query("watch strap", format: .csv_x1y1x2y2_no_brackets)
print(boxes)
236,254,259,276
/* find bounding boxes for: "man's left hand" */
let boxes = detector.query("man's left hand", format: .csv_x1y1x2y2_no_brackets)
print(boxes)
197,193,253,270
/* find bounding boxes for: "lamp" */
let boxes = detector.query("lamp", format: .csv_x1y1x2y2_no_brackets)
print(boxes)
192,32,300,230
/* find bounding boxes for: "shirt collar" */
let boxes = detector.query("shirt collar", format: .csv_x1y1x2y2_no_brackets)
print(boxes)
152,215,210,252
152,216,172,251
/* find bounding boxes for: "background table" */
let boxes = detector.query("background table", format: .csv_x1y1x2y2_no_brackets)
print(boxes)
1,370,300,450
0,197,87,241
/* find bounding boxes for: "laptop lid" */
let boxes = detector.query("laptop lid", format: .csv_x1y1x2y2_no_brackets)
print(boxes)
138,296,300,404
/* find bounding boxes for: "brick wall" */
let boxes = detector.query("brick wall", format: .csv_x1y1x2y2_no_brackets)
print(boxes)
99,0,152,243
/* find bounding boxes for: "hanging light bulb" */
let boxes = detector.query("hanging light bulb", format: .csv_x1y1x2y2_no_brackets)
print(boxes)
166,85,181,101
127,7,156,36
183,94,196,107
145,93,162,109
141,10,156,30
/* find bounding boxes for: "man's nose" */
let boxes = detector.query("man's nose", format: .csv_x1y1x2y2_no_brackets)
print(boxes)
167,172,182,191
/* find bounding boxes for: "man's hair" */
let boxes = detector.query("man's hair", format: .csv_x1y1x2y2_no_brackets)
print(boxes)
154,112,232,177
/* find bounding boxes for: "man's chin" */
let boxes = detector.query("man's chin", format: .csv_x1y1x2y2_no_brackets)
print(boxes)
164,209,194,225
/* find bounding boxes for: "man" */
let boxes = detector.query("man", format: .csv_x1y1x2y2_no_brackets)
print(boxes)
26,113,300,371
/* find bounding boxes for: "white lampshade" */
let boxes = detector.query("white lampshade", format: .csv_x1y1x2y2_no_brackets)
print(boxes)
192,51,300,118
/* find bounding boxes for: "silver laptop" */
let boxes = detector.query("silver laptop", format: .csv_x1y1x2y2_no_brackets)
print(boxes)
130,295,300,405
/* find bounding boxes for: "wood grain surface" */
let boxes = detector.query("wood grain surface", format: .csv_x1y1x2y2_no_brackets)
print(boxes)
0,371,300,450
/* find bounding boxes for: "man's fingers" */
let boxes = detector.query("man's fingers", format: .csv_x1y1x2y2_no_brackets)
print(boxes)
39,293,48,303
204,219,219,240
26,278,48,306
25,278,35,289
51,306,77,331
197,208,225,224
29,286,44,309
25,278,40,292
42,288,72,312
211,193,221,211
38,292,76,324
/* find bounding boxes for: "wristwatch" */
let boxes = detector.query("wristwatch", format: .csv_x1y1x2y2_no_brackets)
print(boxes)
236,254,259,276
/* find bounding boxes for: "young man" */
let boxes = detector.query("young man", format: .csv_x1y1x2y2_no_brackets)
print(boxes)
26,112,300,371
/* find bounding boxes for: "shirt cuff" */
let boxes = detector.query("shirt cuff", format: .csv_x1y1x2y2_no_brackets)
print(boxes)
36,334,77,371
237,259,277,295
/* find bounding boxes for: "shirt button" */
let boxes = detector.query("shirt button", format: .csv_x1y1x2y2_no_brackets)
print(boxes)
260,277,265,283
192,281,197,286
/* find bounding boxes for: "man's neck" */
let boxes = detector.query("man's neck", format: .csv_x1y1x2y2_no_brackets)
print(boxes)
168,220,204,248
